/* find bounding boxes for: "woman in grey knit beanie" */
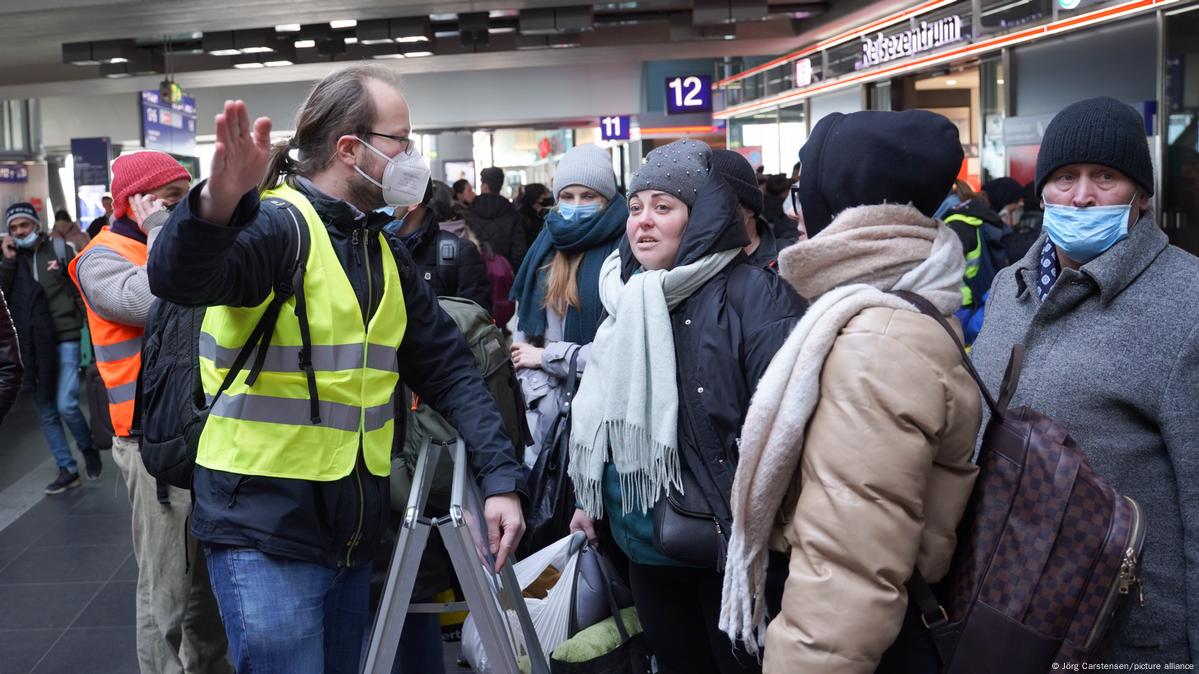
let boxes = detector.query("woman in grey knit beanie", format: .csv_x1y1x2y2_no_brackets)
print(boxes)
508,144,629,475
567,138,807,674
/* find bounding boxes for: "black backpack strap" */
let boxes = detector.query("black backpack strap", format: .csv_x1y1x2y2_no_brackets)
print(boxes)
436,234,459,294
210,199,319,423
890,290,1005,418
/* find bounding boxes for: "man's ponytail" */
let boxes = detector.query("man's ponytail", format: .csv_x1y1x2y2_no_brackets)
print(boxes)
258,141,295,193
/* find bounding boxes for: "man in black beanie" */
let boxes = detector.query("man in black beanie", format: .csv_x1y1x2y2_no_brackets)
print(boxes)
710,149,779,270
972,96,1199,666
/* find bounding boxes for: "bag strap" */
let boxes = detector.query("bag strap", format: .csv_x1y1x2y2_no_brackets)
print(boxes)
890,290,1006,418
210,200,319,423
558,346,582,421
906,568,954,665
587,546,633,645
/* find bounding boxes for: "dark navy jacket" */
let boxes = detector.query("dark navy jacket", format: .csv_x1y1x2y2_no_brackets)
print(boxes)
148,178,526,568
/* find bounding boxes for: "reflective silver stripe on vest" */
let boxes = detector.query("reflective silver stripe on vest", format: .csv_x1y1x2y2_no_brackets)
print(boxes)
94,336,143,363
198,333,398,373
209,393,396,433
106,380,137,405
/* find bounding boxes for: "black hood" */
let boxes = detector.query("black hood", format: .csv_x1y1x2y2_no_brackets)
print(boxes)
469,193,515,220
621,172,749,279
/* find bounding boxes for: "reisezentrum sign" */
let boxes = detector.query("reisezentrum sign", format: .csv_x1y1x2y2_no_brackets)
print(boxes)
859,15,965,69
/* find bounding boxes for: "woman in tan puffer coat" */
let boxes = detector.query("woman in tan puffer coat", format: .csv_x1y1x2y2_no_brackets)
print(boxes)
719,109,983,674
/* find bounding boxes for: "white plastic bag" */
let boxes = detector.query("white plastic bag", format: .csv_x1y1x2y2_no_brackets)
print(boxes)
461,533,586,673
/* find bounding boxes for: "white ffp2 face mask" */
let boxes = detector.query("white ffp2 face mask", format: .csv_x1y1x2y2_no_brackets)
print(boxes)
353,138,431,209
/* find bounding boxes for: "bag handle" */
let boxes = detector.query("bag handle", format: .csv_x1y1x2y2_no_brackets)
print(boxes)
559,346,582,421
588,545,633,645
890,291,1010,418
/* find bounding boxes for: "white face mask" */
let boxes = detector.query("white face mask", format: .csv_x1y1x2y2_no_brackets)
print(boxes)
353,138,431,209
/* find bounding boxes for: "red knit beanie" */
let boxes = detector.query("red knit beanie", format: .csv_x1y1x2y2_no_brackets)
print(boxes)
111,152,192,219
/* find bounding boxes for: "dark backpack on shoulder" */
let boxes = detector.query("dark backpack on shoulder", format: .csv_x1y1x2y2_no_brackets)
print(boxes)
895,291,1147,672
138,200,313,489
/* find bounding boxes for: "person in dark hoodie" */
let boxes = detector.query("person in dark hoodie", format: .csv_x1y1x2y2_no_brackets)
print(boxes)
1004,180,1043,262
762,173,799,245
567,139,806,674
467,166,528,272
942,176,1017,343
517,182,552,247
1,202,97,492
710,149,778,270
384,178,493,312
0,288,20,424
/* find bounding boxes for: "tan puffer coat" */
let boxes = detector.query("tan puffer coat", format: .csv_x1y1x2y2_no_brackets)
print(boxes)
763,305,981,673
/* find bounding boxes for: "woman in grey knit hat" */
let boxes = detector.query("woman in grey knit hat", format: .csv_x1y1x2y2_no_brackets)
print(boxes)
566,139,807,674
507,145,628,528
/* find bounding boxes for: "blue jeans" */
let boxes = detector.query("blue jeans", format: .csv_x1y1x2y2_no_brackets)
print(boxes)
204,545,371,674
36,341,91,472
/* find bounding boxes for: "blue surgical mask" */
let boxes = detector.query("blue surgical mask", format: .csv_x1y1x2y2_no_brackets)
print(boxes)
12,231,38,249
557,202,602,223
1041,193,1136,264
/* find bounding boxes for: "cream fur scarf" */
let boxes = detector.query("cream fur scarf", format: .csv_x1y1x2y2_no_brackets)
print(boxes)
718,204,965,653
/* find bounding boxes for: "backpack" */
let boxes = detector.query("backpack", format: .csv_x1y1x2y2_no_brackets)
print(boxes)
895,291,1147,671
479,244,516,328
394,296,529,504
138,200,312,488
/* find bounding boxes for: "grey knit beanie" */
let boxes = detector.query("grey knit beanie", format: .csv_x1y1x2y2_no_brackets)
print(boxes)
629,139,711,208
552,144,618,202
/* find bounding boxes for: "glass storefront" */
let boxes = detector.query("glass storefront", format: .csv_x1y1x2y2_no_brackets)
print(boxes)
1164,5,1199,252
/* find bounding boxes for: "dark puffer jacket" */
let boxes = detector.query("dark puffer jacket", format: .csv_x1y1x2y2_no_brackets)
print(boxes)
607,174,807,563
0,288,22,423
0,234,84,342
397,208,493,313
467,194,528,273
5,256,57,406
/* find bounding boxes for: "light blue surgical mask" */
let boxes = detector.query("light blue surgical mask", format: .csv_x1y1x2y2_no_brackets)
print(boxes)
12,231,38,249
557,202,602,223
1041,192,1137,264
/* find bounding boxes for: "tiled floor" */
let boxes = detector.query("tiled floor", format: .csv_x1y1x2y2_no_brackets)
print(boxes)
0,396,474,673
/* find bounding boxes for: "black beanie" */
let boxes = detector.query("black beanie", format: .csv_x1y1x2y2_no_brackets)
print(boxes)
710,149,763,216
798,109,963,237
982,177,1024,212
1035,96,1153,195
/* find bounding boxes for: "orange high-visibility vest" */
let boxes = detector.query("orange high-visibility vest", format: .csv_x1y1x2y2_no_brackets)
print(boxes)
68,228,147,437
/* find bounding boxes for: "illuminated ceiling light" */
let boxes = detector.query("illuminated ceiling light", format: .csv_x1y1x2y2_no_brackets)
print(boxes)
344,37,359,44
275,24,301,33
946,79,957,85
329,19,358,29
997,78,1006,84
357,20,395,45
62,42,100,66
232,54,265,69
92,39,136,64
393,17,433,42
294,39,316,48
263,59,293,67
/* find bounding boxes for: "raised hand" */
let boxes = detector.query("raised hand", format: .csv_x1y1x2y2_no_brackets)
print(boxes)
198,100,273,224
128,194,166,232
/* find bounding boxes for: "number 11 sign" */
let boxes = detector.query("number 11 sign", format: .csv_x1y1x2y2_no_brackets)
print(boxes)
599,115,631,141
665,75,713,114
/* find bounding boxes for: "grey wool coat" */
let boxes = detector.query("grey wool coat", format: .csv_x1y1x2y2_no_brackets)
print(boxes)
971,215,1199,665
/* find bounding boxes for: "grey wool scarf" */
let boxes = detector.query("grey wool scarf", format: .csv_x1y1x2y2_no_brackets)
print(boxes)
569,247,741,519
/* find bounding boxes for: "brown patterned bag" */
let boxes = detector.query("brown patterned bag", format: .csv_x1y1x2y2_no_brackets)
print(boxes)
895,291,1147,672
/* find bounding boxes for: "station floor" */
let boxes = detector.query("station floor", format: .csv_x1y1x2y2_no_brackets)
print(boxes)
0,395,470,673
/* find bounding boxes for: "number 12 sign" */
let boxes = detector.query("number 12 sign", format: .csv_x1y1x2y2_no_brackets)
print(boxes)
599,115,631,141
665,75,713,114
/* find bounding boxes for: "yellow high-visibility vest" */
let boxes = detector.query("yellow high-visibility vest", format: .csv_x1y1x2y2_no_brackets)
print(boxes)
945,212,984,308
196,183,408,480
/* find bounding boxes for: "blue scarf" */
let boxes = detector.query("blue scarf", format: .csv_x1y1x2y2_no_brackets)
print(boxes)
511,199,628,343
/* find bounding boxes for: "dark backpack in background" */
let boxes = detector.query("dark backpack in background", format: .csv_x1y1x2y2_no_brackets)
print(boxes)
138,200,311,488
896,292,1147,672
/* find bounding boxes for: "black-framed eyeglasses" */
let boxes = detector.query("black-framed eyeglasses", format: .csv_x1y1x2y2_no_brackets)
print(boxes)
362,131,414,156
